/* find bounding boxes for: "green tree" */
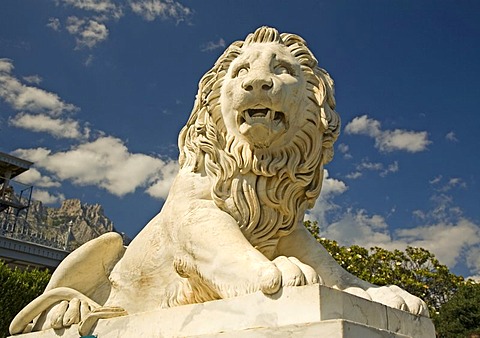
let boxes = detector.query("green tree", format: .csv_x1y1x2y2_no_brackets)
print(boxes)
434,281,480,338
0,261,51,338
304,220,464,315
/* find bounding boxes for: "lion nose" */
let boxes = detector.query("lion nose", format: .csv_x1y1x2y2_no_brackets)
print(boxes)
242,76,273,92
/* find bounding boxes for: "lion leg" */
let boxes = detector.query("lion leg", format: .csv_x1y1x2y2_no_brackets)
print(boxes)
175,207,282,299
276,224,429,316
9,287,100,335
10,287,127,336
10,233,126,334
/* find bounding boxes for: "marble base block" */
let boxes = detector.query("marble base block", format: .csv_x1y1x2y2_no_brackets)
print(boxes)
11,284,435,338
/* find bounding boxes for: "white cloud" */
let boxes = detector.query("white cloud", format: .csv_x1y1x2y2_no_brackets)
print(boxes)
382,161,399,177
47,17,61,31
302,166,480,277
6,60,177,200
0,59,14,73
466,247,480,281
16,168,61,188
66,17,109,49
0,59,78,115
145,161,178,199
320,170,348,197
446,178,466,190
59,0,123,18
9,113,85,139
433,193,462,220
445,131,458,142
345,115,431,153
84,55,95,67
65,16,83,34
346,171,362,179
129,0,193,22
412,209,426,220
31,189,65,205
321,209,392,248
357,161,383,171
48,1,191,52
22,75,42,85
310,180,480,278
337,143,353,159
429,175,442,185
201,38,226,52
467,275,480,283
13,147,52,163
1,59,86,139
15,85,73,114
345,115,381,136
14,137,176,198
317,206,480,276
429,175,467,193
413,193,462,225
395,219,479,269
338,143,349,153
306,170,347,225
379,129,430,153
352,159,399,177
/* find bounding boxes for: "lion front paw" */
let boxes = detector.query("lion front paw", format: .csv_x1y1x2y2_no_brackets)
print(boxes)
343,284,429,317
46,298,93,329
371,285,429,316
273,256,322,287
256,262,282,294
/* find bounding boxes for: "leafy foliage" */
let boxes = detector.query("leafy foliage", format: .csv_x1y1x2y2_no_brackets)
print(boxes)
305,220,464,315
0,261,51,338
434,281,480,338
305,220,480,337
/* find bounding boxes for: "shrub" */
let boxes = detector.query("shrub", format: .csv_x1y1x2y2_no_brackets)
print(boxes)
0,261,50,338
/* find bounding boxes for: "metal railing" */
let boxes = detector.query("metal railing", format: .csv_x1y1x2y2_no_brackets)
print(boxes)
0,216,69,250
0,176,70,250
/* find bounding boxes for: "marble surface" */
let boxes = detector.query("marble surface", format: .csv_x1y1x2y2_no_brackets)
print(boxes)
10,285,435,338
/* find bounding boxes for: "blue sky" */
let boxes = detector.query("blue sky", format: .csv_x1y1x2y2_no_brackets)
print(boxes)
1,1,479,280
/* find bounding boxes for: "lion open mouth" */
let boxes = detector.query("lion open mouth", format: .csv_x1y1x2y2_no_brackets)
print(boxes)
240,108,285,127
236,106,288,147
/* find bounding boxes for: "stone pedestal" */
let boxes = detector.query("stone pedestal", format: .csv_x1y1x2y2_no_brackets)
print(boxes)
11,284,435,338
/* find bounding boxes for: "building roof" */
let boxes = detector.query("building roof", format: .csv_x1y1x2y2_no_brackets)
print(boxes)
0,152,33,179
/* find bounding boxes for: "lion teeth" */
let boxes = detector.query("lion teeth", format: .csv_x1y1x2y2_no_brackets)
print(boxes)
242,109,285,126
265,110,272,120
245,108,272,119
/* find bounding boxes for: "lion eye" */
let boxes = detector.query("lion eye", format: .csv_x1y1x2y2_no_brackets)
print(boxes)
274,64,295,76
233,66,249,78
275,66,288,74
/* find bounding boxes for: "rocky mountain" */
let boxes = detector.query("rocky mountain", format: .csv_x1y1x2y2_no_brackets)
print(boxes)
1,198,126,251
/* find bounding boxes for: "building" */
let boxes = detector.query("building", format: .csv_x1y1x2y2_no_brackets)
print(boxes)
0,152,69,270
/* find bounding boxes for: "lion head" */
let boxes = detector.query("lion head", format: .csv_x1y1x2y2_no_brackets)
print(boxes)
178,27,340,257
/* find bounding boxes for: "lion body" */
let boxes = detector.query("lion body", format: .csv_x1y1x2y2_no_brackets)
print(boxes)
11,27,428,336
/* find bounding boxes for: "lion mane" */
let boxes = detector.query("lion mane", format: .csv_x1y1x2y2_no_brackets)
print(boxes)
178,27,340,257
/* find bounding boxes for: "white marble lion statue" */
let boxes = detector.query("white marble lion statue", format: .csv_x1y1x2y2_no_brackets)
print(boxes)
10,26,428,336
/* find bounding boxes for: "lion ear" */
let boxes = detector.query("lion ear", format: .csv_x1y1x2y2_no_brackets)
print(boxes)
320,105,340,165
314,67,341,165
315,67,336,110
319,106,329,133
313,67,335,132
